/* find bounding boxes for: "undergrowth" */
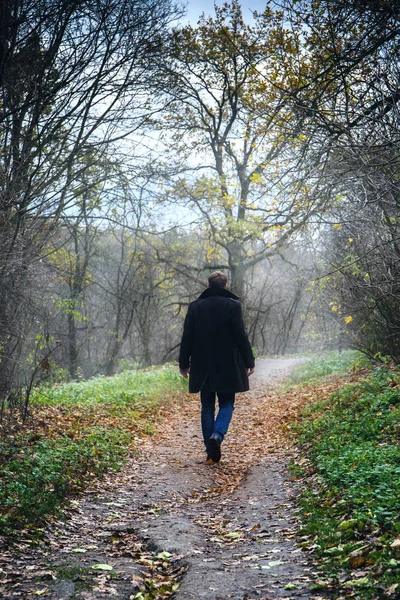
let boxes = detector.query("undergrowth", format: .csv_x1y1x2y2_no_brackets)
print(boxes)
286,350,366,385
291,356,400,599
0,366,185,533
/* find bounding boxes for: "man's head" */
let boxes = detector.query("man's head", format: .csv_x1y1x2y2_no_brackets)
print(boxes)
208,271,228,289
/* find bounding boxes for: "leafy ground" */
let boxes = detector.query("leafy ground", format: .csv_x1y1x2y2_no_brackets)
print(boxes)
0,366,186,531
1,352,398,599
289,360,400,599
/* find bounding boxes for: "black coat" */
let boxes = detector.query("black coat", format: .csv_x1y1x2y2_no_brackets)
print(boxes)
179,287,255,393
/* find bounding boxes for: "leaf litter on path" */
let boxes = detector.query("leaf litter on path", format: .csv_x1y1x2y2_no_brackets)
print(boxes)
0,357,349,599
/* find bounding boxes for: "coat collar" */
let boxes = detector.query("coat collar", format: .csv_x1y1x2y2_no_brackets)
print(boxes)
198,287,240,301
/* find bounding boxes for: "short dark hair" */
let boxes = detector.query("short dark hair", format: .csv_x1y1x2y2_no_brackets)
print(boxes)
208,271,228,289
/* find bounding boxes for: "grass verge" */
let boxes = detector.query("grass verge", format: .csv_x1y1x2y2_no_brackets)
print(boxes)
285,350,367,385
0,365,186,534
290,354,400,599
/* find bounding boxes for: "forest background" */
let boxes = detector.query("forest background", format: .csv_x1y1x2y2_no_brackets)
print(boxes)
1,0,400,410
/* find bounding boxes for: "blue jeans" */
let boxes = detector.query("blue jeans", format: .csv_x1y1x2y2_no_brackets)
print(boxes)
200,379,235,454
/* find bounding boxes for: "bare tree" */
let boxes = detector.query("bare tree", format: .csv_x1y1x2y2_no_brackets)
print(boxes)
276,0,400,359
0,0,180,399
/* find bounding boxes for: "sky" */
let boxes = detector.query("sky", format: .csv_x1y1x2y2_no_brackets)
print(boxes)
182,0,269,25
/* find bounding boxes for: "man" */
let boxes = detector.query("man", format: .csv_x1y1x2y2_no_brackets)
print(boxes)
179,271,255,463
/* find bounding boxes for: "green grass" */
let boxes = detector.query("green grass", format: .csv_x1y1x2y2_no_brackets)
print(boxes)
31,365,183,408
291,362,400,598
0,365,186,533
286,350,365,385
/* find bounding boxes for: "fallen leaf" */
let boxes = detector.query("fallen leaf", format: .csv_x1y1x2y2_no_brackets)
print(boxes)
349,556,365,568
344,577,370,587
156,551,172,559
91,564,114,571
226,531,241,539
387,583,399,595
284,583,298,590
268,560,284,567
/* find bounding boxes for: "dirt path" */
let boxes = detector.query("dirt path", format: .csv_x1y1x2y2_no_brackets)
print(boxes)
1,358,329,600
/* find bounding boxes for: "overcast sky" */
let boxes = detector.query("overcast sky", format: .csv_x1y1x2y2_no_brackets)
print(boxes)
182,0,269,25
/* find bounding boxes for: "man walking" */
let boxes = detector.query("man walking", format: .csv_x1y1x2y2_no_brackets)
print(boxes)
179,272,255,463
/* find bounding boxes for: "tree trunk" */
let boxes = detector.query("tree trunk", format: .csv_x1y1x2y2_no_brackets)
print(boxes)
68,311,78,380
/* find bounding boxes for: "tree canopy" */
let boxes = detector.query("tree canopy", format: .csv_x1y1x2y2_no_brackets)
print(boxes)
156,1,325,297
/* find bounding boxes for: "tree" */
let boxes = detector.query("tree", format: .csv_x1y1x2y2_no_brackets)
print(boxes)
281,0,400,360
312,159,400,361
0,0,180,396
46,153,105,379
156,1,325,300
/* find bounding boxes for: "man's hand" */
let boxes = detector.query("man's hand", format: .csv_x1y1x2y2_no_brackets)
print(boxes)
247,367,255,376
179,368,189,378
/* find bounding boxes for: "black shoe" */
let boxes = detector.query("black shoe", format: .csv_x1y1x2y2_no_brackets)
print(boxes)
208,434,221,463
